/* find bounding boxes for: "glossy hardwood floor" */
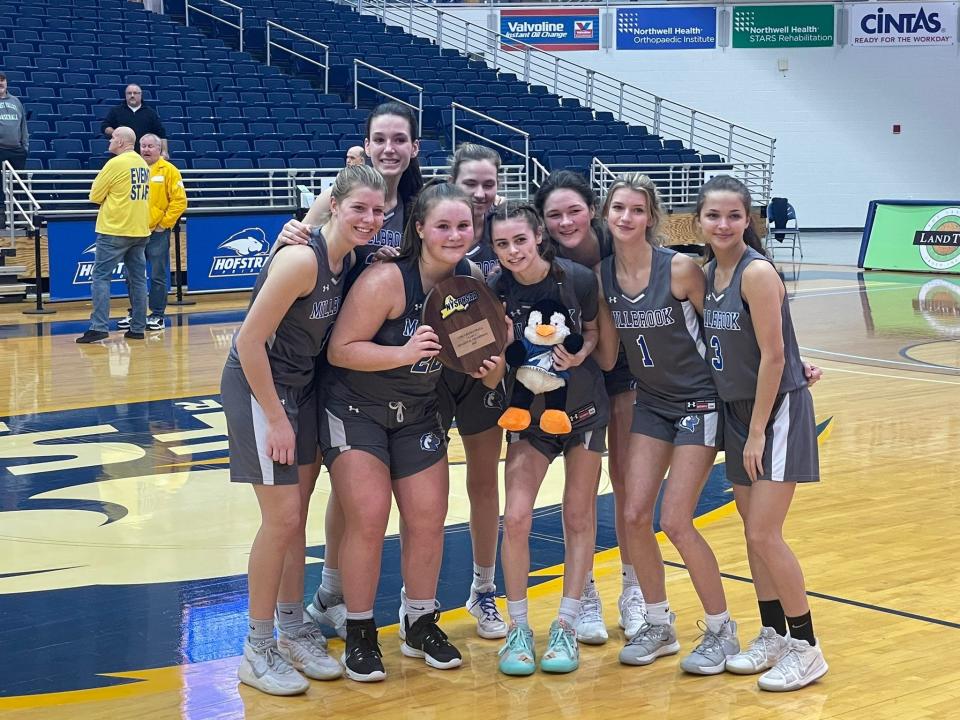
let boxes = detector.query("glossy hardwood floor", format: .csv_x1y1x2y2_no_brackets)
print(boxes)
0,265,957,719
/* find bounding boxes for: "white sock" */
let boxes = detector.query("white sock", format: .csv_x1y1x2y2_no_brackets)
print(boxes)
321,566,342,597
507,598,529,627
473,563,496,592
558,596,581,627
621,564,639,593
582,570,596,596
346,610,374,621
705,610,730,634
405,597,436,627
646,600,671,626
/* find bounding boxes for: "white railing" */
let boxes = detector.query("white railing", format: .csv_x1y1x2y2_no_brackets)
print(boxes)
589,158,773,209
353,59,424,132
2,161,42,246
451,103,529,193
267,22,331,94
530,157,550,191
355,0,775,170
185,0,245,52
5,164,531,224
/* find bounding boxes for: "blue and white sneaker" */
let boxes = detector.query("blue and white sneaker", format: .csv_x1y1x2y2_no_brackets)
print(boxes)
467,586,508,639
498,623,536,676
540,619,579,674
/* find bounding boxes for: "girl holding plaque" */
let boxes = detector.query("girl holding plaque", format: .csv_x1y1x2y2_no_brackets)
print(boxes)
487,205,608,676
319,182,499,682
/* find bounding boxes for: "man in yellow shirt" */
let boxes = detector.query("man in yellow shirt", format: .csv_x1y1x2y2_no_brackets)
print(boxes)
117,133,188,331
77,126,151,344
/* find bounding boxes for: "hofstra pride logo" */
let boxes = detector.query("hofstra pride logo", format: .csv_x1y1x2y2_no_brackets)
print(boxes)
73,244,125,285
208,228,270,278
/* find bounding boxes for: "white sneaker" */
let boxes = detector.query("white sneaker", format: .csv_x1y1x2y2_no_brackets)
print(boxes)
725,626,789,675
277,623,343,680
305,598,347,640
618,587,646,640
574,586,608,645
679,620,740,675
237,639,310,696
758,637,828,692
466,586,508,639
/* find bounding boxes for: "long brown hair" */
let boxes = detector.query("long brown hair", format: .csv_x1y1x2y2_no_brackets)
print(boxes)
695,175,765,259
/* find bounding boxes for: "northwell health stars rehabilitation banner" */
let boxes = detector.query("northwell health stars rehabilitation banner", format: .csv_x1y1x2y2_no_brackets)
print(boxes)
498,2,956,51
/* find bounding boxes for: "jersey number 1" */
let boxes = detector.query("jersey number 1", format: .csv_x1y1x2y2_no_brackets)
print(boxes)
636,335,654,368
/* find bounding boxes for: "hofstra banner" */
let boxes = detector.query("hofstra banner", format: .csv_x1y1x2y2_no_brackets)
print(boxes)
185,212,289,292
850,2,957,47
616,7,718,50
500,9,600,51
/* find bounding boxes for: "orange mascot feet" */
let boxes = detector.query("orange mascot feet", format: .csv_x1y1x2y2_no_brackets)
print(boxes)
498,407,532,432
539,409,571,435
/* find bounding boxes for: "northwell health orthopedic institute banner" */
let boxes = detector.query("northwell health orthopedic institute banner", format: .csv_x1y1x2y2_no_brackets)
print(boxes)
859,201,960,273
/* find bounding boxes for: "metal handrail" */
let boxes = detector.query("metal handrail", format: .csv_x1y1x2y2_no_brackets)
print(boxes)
185,0,245,52
451,102,529,191
3,161,41,241
530,157,550,190
359,0,774,167
589,158,773,208
266,22,331,94
353,59,424,131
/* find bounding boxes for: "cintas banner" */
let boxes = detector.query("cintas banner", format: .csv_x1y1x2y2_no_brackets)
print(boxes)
850,2,957,47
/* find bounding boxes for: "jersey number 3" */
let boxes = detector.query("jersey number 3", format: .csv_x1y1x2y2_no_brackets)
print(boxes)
710,335,723,371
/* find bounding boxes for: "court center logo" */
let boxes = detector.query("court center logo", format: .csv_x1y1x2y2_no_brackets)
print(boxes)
209,227,270,278
914,208,960,270
73,244,126,285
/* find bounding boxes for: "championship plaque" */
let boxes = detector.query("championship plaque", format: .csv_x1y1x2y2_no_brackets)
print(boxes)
421,275,507,374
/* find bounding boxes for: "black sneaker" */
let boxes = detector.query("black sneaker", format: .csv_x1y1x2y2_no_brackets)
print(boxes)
146,314,165,331
76,330,109,344
117,313,132,330
124,330,145,340
401,610,462,670
341,619,385,682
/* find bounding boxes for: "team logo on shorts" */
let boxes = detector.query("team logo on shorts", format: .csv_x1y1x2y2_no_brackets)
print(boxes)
420,431,443,452
482,390,503,410
677,414,701,434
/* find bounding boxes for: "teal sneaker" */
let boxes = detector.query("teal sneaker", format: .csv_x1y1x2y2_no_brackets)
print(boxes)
498,623,536,676
540,619,579,674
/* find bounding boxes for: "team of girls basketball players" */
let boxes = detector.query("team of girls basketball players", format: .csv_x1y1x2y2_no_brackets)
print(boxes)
223,101,827,694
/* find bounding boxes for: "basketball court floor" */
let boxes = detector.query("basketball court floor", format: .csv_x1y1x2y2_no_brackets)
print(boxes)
1,248,958,719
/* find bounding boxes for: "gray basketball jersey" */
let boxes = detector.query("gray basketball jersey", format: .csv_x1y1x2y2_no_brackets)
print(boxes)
465,211,499,279
491,258,609,428
600,247,715,404
226,230,352,389
355,197,405,267
704,247,807,402
332,255,473,407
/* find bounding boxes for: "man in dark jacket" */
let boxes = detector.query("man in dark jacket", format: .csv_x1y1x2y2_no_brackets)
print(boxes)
101,84,168,158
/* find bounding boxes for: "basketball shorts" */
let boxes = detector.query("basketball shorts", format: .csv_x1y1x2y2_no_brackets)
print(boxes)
631,392,722,449
220,364,318,486
437,366,505,436
506,422,607,462
319,385,447,480
723,386,820,486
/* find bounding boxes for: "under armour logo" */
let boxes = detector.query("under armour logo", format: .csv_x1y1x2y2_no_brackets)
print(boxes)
414,303,423,311
509,308,524,318
322,284,330,292
607,296,618,304
348,405,360,414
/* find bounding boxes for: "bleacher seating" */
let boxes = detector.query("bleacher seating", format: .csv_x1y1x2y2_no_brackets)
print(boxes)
2,0,718,176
